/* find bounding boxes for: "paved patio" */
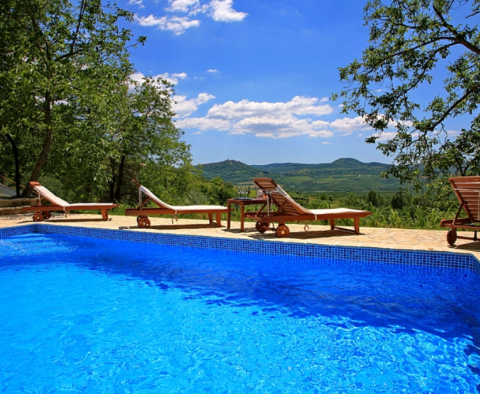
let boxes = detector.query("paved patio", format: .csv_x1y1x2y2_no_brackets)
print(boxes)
2,212,480,260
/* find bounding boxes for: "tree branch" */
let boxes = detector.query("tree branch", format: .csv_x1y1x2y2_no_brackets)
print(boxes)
433,4,480,55
430,85,479,131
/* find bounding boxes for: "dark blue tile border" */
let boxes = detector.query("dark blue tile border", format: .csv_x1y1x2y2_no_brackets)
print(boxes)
1,224,479,277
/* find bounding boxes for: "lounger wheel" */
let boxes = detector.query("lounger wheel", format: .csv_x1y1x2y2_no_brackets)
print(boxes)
255,221,269,233
33,212,44,222
275,224,290,238
138,216,151,228
447,228,457,246
42,211,51,220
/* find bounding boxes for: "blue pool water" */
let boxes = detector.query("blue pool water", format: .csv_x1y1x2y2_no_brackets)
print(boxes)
0,233,480,393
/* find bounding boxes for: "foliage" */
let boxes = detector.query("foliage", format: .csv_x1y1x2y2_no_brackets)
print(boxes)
335,0,480,194
0,0,195,205
366,190,384,207
197,177,236,205
199,158,400,193
50,76,192,203
198,160,267,185
0,0,143,197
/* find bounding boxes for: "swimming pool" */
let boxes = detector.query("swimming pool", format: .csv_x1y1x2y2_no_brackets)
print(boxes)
1,228,480,393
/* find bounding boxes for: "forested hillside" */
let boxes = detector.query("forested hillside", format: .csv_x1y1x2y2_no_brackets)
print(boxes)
198,158,400,193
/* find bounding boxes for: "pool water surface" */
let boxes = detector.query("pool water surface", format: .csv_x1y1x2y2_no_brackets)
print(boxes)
0,233,480,393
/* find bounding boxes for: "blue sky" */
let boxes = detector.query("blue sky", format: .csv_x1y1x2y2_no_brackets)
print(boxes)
119,0,456,165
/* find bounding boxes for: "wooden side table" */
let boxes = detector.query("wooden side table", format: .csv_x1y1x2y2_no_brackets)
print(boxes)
227,198,267,232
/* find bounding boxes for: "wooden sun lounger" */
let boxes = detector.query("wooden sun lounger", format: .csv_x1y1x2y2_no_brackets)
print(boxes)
440,176,480,246
22,181,118,221
245,178,371,238
125,180,229,228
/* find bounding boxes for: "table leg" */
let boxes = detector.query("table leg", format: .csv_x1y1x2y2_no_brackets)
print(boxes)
227,202,231,229
330,219,335,230
240,203,245,232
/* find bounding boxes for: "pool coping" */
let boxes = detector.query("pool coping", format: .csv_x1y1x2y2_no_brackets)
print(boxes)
1,223,479,277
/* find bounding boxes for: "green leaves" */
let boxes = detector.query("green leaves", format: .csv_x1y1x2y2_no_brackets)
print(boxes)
0,0,191,204
337,0,480,193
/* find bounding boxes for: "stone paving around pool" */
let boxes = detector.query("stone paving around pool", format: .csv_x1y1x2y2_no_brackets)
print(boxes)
1,212,480,260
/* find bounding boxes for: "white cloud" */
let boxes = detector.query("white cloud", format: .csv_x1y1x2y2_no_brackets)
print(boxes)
135,14,200,35
176,117,231,131
328,116,373,135
175,96,340,138
170,72,188,82
206,96,333,120
446,129,461,137
167,0,200,13
207,0,248,22
135,0,246,34
174,96,429,141
129,71,187,88
207,69,219,73
128,0,144,8
174,93,216,117
370,131,397,142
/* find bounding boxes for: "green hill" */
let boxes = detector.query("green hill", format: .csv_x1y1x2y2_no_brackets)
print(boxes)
198,160,268,185
197,158,400,193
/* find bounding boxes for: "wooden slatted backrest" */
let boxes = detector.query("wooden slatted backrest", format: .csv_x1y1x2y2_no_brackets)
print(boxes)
450,176,480,222
253,178,310,216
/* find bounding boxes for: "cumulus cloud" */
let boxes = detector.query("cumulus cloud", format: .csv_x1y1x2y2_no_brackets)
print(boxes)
128,0,144,7
207,0,248,22
175,96,342,138
207,96,333,120
129,71,187,88
369,131,397,142
328,116,374,135
167,0,200,13
174,96,420,140
135,0,246,34
174,93,216,117
135,14,200,35
176,117,231,131
207,69,219,73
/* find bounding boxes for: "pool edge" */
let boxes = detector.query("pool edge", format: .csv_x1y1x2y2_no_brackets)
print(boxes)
1,223,479,276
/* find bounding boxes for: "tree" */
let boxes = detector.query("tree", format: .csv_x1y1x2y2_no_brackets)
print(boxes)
367,190,384,207
0,0,143,197
53,76,193,203
199,177,236,205
335,0,480,194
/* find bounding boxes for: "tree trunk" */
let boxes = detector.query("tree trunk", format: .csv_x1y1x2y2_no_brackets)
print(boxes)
109,158,116,202
4,133,21,197
114,155,126,202
21,92,53,197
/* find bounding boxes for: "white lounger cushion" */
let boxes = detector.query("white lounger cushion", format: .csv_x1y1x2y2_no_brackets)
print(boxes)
34,185,70,207
33,185,114,208
273,185,312,214
309,208,367,215
139,186,226,211
273,186,366,217
67,203,118,207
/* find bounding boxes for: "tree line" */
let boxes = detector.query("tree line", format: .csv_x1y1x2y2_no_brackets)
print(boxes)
0,0,197,205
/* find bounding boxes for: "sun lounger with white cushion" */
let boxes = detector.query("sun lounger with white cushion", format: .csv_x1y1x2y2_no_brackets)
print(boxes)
22,181,118,221
245,178,371,237
125,180,229,228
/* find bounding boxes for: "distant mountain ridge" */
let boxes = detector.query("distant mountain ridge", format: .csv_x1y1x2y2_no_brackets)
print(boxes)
197,158,400,193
